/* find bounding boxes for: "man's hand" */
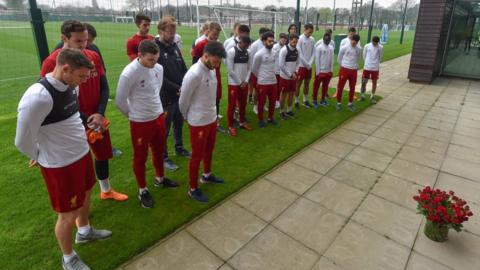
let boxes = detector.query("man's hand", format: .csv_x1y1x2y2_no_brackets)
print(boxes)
292,73,298,80
240,82,248,88
28,159,38,168
87,113,105,132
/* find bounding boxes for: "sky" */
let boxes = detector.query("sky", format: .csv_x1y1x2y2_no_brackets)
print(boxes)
37,0,401,10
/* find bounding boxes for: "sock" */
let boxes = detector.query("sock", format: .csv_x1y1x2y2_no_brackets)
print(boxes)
348,102,352,106
203,172,211,178
294,96,298,103
63,251,77,263
98,178,111,193
337,102,341,105
303,95,308,102
77,224,90,235
155,176,164,183
139,187,148,194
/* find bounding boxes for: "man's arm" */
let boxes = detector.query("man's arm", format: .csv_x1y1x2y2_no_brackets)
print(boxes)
338,47,345,67
298,39,309,67
97,75,109,116
226,49,240,85
279,48,292,78
178,72,199,119
314,46,321,75
15,87,53,161
251,52,261,76
115,74,133,118
126,39,137,61
379,46,384,62
307,38,315,67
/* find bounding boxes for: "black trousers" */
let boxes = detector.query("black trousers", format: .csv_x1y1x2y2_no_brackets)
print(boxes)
164,102,184,158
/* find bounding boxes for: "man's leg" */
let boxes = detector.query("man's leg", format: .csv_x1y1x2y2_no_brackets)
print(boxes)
303,75,311,106
336,68,348,107
150,115,166,180
321,74,332,103
56,210,78,255
239,84,249,126
163,104,174,159
372,79,378,96
202,122,217,175
129,121,151,190
91,131,127,201
295,79,303,108
312,75,321,106
172,102,189,156
257,85,267,124
227,85,237,129
268,85,277,121
188,125,207,190
347,70,358,111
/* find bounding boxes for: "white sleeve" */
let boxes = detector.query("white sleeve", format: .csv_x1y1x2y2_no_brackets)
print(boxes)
298,39,309,67
251,52,262,77
379,46,384,62
338,46,345,67
15,87,53,161
330,48,334,72
278,48,291,78
179,71,199,119
314,46,321,75
115,74,133,118
308,39,315,66
226,49,240,85
245,55,251,83
363,45,367,62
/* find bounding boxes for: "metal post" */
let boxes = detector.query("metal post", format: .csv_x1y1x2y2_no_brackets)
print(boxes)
176,0,180,24
332,0,336,30
367,0,375,42
304,0,309,24
28,0,49,65
196,0,200,37
400,0,408,44
295,0,301,31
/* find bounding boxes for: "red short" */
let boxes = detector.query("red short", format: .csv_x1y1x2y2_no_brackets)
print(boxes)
363,69,379,80
249,73,257,88
278,77,297,93
297,67,312,80
40,153,96,213
89,129,113,161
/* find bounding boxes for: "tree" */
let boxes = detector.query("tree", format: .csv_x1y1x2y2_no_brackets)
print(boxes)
5,0,26,9
318,7,332,24
92,0,99,9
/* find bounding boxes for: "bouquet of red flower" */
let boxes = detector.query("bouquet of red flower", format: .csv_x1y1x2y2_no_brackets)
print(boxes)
413,186,473,242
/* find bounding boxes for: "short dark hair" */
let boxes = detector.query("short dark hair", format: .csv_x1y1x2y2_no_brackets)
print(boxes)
348,27,357,33
259,27,270,35
204,41,226,58
325,28,333,34
261,31,275,41
288,24,297,32
56,48,94,70
372,36,380,43
135,13,151,25
288,33,299,41
304,23,314,30
238,24,250,34
61,20,87,38
239,35,251,45
209,22,222,32
139,40,159,55
352,34,360,42
279,33,288,40
85,23,97,38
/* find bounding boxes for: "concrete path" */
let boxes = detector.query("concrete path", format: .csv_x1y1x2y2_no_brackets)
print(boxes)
120,54,480,270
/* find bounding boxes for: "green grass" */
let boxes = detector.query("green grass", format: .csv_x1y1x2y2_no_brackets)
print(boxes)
0,21,411,270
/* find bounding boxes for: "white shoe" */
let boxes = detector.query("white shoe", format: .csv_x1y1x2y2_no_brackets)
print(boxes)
253,105,258,115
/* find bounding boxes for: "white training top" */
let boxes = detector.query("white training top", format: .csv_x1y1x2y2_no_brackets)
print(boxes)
115,59,164,122
315,38,335,49
340,37,361,49
278,44,299,80
297,34,315,69
223,36,239,54
194,34,207,46
249,39,264,59
315,42,335,74
272,43,284,75
338,44,362,70
179,60,217,126
252,46,277,85
226,45,251,86
363,42,384,71
15,74,90,168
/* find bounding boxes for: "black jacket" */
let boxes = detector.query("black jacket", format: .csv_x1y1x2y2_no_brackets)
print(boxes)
155,38,188,107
